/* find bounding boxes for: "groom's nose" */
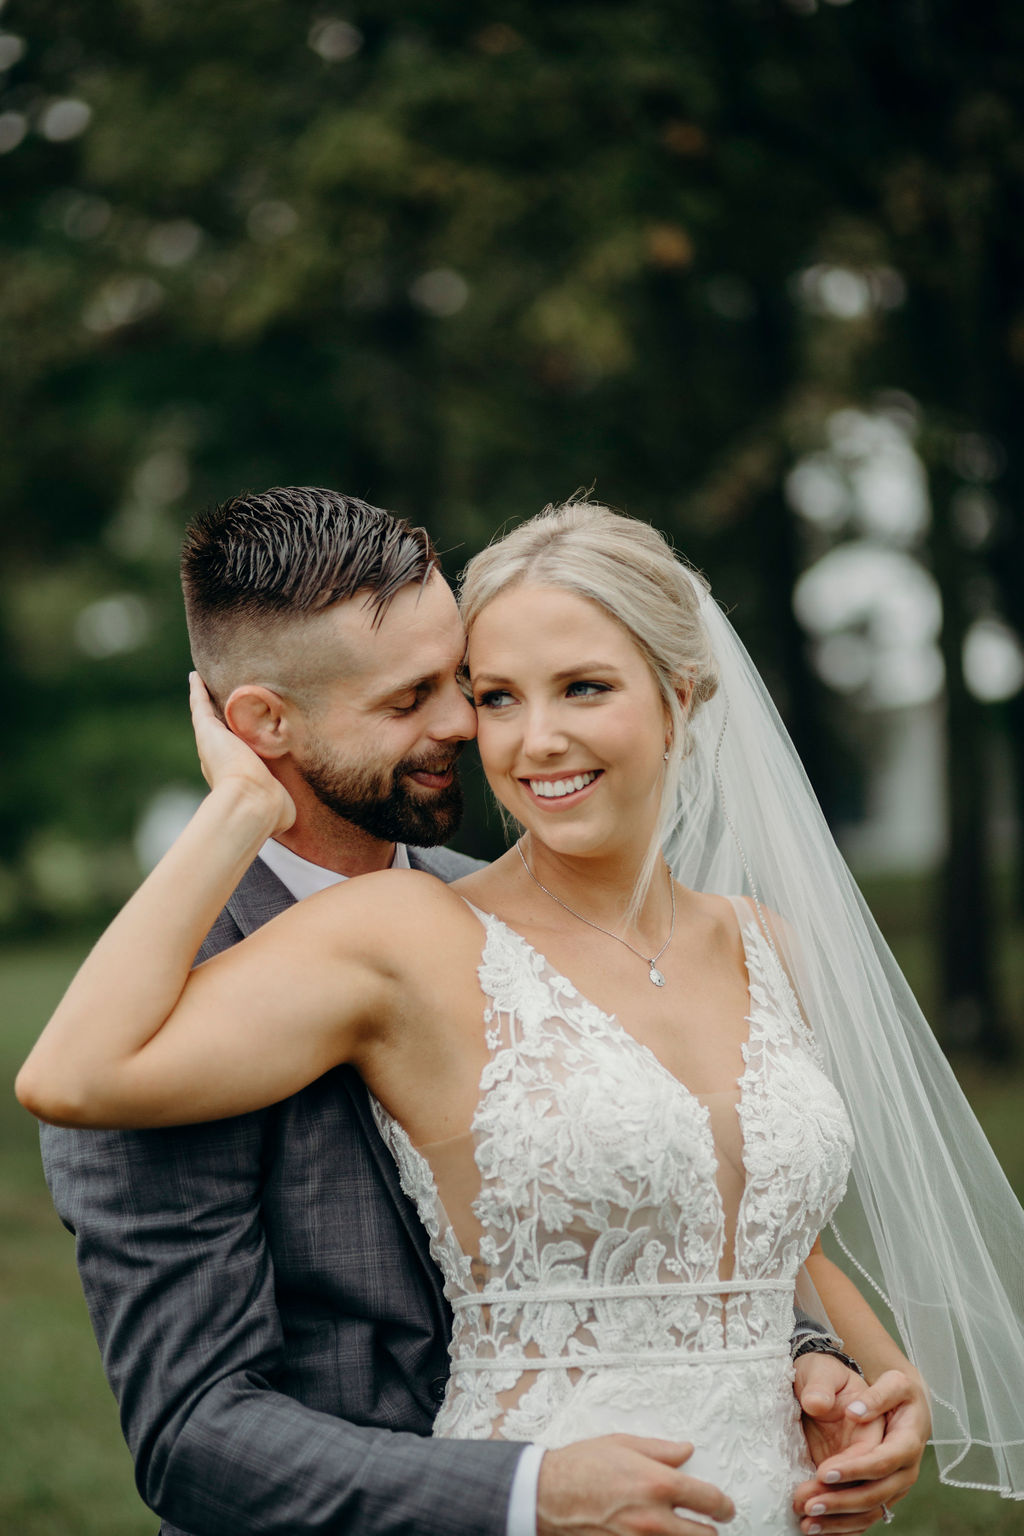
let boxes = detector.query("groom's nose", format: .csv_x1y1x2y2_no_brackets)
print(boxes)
428,674,478,743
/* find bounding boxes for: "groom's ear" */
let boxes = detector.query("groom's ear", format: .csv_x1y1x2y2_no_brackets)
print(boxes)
223,685,295,760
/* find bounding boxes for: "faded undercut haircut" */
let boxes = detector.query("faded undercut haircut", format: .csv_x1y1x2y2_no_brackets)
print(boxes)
181,486,437,709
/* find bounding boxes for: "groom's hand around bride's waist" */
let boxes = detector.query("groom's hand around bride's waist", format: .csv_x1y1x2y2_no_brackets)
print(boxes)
537,1435,734,1536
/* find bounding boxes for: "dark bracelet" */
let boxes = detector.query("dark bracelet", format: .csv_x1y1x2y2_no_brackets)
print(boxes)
791,1335,862,1376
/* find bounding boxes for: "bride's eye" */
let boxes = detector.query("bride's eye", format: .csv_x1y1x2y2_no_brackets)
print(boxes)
566,680,610,698
475,688,515,710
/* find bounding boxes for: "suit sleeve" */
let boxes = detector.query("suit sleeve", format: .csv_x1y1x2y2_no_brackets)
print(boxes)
39,911,522,1536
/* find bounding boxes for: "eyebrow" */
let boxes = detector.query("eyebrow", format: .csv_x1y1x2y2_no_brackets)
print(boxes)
471,661,621,687
371,669,447,704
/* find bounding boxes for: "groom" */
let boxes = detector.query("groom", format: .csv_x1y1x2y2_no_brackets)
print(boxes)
41,487,915,1536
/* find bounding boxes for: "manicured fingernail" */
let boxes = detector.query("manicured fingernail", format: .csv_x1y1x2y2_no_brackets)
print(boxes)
848,1399,867,1416
808,1501,827,1516
808,1525,822,1535
823,1469,841,1483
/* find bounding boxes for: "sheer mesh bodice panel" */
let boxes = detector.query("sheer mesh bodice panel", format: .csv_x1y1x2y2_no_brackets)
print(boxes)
371,897,854,1533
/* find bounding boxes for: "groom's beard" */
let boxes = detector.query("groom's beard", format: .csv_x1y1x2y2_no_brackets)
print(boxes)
298,739,465,847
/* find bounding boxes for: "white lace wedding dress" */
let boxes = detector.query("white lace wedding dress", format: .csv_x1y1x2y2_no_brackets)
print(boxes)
373,896,854,1533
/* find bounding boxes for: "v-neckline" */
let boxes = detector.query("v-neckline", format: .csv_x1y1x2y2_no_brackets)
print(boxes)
467,895,769,1284
466,894,759,1108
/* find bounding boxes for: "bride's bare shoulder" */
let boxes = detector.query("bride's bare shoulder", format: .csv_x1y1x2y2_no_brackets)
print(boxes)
318,865,471,918
276,867,478,964
682,889,797,970
690,888,789,935
681,888,743,929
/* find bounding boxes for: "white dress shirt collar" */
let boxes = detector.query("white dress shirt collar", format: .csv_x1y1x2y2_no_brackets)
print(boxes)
257,837,410,900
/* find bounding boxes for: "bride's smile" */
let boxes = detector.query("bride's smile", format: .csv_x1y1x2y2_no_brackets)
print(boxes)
523,769,601,801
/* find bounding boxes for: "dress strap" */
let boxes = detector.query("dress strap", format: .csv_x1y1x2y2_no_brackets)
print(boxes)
459,897,494,930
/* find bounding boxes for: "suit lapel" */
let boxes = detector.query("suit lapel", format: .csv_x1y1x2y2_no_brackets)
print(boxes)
339,1073,450,1328
224,857,296,935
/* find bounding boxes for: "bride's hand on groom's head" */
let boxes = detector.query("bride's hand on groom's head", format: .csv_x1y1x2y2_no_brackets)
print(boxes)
189,672,295,835
793,1367,929,1534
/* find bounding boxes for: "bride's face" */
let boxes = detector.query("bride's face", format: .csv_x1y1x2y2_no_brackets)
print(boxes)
466,583,670,862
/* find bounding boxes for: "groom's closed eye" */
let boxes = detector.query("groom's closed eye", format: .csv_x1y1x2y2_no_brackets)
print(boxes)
377,671,447,715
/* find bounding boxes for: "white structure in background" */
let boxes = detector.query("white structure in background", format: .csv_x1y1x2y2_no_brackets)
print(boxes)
963,618,1024,703
787,408,943,872
793,538,946,871
787,406,1024,873
134,787,204,873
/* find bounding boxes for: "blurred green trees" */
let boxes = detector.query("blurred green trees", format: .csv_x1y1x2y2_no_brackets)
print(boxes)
1,0,1022,1051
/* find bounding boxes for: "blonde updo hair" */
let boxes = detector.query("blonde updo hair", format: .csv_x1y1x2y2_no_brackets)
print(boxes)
460,497,719,917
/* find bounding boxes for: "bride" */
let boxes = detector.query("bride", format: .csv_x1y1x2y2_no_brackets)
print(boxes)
17,501,1024,1532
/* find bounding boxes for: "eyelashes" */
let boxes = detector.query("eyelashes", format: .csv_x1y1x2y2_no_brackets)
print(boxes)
473,681,612,710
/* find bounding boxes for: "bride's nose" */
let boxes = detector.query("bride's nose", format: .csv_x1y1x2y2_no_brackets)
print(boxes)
519,701,570,760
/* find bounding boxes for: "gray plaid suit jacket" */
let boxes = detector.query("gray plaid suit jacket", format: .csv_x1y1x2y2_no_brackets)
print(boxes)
40,846,522,1536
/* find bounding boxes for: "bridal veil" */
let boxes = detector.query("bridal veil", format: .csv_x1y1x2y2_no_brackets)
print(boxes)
664,571,1024,1499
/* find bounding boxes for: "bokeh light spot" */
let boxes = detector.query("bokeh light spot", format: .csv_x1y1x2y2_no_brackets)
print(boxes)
0,109,26,152
40,98,92,141
409,268,469,316
0,32,25,69
247,200,298,242
963,619,1024,703
308,19,363,62
74,595,152,659
82,275,164,332
147,219,203,266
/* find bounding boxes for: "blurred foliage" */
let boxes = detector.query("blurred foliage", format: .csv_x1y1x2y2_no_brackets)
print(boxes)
1,1,1023,1049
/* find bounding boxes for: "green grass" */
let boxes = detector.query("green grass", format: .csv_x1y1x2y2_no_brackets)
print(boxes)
2,916,1023,1535
2,939,153,1535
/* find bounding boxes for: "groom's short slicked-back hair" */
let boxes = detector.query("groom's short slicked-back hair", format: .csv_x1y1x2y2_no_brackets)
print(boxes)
181,486,438,707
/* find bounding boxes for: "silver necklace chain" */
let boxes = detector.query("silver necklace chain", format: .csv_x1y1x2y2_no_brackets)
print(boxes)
515,838,677,987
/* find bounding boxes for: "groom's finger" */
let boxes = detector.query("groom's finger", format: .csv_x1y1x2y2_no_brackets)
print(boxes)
667,1470,735,1523
794,1350,854,1416
607,1434,698,1464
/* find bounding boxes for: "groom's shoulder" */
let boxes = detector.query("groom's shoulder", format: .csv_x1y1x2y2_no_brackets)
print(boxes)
197,857,295,963
200,846,486,960
408,844,488,883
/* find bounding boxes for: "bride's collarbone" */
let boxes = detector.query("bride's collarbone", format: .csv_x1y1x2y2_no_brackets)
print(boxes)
512,904,742,1000
371,896,750,1132
490,909,751,1084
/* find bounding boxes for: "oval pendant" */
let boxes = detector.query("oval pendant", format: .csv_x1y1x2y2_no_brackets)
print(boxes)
649,966,666,987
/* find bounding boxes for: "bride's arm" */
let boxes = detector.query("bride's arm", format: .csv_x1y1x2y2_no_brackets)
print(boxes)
15,676,413,1129
796,1238,930,1525
803,1240,927,1397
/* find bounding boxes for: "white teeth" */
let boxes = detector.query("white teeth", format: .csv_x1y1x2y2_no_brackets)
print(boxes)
528,771,598,799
